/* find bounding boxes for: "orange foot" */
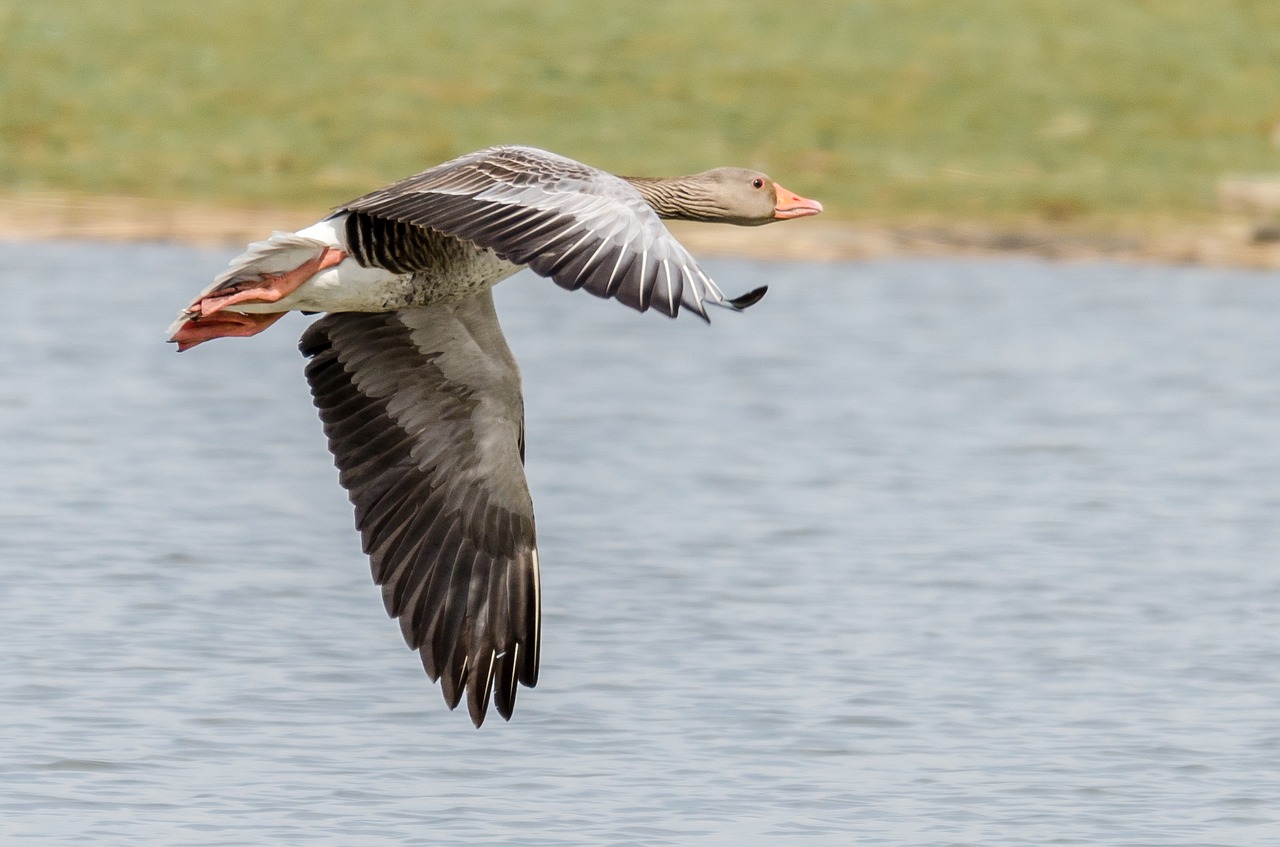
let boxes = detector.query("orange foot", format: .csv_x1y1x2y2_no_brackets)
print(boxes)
195,246,347,317
169,246,347,351
171,311,288,351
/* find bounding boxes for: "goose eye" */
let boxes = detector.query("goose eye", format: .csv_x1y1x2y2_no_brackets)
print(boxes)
751,178,765,189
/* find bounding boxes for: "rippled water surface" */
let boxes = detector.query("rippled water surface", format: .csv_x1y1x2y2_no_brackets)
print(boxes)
2,241,1278,845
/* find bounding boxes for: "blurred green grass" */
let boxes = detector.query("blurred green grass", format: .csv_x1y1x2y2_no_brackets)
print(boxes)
3,0,1279,227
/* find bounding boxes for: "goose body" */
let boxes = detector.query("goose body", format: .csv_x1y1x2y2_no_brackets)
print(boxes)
169,145,821,725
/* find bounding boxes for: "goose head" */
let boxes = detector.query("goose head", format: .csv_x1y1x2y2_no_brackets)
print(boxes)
624,168,824,226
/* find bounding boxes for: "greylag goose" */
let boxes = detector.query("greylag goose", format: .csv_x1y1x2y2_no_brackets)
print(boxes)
169,145,822,726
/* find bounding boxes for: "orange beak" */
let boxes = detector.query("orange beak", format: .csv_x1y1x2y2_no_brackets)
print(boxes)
772,183,824,220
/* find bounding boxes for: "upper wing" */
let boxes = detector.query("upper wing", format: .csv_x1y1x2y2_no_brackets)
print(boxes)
300,290,540,727
338,145,765,320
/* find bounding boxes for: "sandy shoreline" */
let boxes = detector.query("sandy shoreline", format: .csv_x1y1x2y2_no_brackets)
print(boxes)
4,190,1280,270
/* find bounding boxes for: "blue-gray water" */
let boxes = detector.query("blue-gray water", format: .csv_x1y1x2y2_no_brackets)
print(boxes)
1,241,1278,845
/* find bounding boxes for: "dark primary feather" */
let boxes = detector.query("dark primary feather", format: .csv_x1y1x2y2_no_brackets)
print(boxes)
300,292,540,726
338,145,766,320
291,147,781,726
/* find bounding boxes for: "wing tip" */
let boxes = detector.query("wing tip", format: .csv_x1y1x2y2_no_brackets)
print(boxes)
727,285,768,311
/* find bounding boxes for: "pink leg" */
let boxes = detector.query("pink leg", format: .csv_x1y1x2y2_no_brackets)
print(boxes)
169,246,347,351
195,247,347,317
170,311,288,351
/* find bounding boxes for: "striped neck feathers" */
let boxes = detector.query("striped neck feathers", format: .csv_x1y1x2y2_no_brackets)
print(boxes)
622,168,781,226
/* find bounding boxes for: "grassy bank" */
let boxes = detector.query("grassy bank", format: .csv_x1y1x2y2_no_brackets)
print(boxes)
3,1,1280,230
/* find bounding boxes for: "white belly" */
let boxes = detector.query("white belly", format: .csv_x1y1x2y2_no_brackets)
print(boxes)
231,261,417,313
228,217,522,314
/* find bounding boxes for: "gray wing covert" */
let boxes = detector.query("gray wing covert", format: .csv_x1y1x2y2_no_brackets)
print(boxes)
300,290,540,726
339,145,763,319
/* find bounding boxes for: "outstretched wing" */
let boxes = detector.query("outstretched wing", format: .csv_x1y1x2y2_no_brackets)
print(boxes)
337,145,764,319
300,291,540,727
